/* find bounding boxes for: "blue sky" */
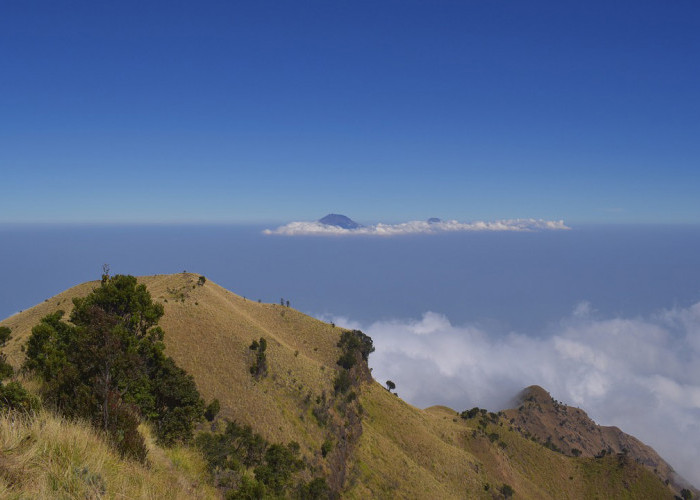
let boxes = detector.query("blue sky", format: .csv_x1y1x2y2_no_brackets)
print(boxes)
2,1,699,224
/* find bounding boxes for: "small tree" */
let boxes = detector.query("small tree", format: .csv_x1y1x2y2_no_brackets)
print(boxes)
386,380,396,392
681,489,693,500
198,276,206,286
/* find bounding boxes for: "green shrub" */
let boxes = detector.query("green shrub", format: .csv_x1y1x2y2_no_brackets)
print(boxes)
460,407,481,419
501,483,514,498
298,477,331,499
205,399,221,422
321,438,333,457
336,351,356,370
103,391,147,461
333,370,351,394
0,381,39,412
227,475,265,500
249,338,268,379
254,442,305,496
0,327,38,413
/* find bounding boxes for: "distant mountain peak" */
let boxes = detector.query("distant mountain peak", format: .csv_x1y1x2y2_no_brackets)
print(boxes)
318,214,362,229
427,217,442,224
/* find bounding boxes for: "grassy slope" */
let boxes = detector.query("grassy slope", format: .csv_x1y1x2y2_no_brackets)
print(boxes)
0,410,218,499
0,273,677,499
348,384,672,499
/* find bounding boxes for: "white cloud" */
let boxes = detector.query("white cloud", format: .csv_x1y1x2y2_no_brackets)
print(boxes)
326,303,700,487
264,218,570,236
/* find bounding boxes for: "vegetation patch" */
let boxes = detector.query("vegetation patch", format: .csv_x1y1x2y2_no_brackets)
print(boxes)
249,337,268,379
196,420,329,499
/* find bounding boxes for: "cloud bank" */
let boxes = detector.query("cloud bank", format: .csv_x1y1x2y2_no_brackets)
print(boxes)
264,218,569,236
326,303,700,487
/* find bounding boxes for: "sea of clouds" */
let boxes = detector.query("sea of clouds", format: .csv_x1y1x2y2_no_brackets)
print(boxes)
264,218,569,236
326,301,700,487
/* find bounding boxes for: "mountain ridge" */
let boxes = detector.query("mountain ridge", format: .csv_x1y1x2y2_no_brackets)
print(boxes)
0,273,691,498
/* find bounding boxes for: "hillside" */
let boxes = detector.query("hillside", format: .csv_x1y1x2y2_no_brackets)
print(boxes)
0,273,690,499
502,385,692,494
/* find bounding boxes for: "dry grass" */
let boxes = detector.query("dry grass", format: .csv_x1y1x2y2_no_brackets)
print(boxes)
0,410,219,499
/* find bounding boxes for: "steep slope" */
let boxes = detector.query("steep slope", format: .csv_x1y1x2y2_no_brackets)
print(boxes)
0,273,683,499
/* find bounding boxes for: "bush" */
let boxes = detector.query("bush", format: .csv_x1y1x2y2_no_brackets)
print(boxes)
333,370,352,394
0,381,39,412
249,338,268,379
321,438,333,457
298,477,331,499
227,475,265,500
501,483,514,498
312,405,329,427
336,351,356,370
0,327,38,413
103,391,147,461
0,326,12,349
196,420,268,473
205,399,221,422
460,407,481,419
0,327,14,381
0,354,13,381
254,442,305,496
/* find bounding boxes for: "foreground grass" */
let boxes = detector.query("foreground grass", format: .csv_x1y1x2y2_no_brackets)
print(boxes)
0,410,219,499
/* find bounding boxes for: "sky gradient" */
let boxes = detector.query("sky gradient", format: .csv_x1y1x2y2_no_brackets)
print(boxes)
2,1,699,223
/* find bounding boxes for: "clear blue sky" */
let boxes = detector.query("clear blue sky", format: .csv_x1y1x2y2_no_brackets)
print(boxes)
2,1,699,224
